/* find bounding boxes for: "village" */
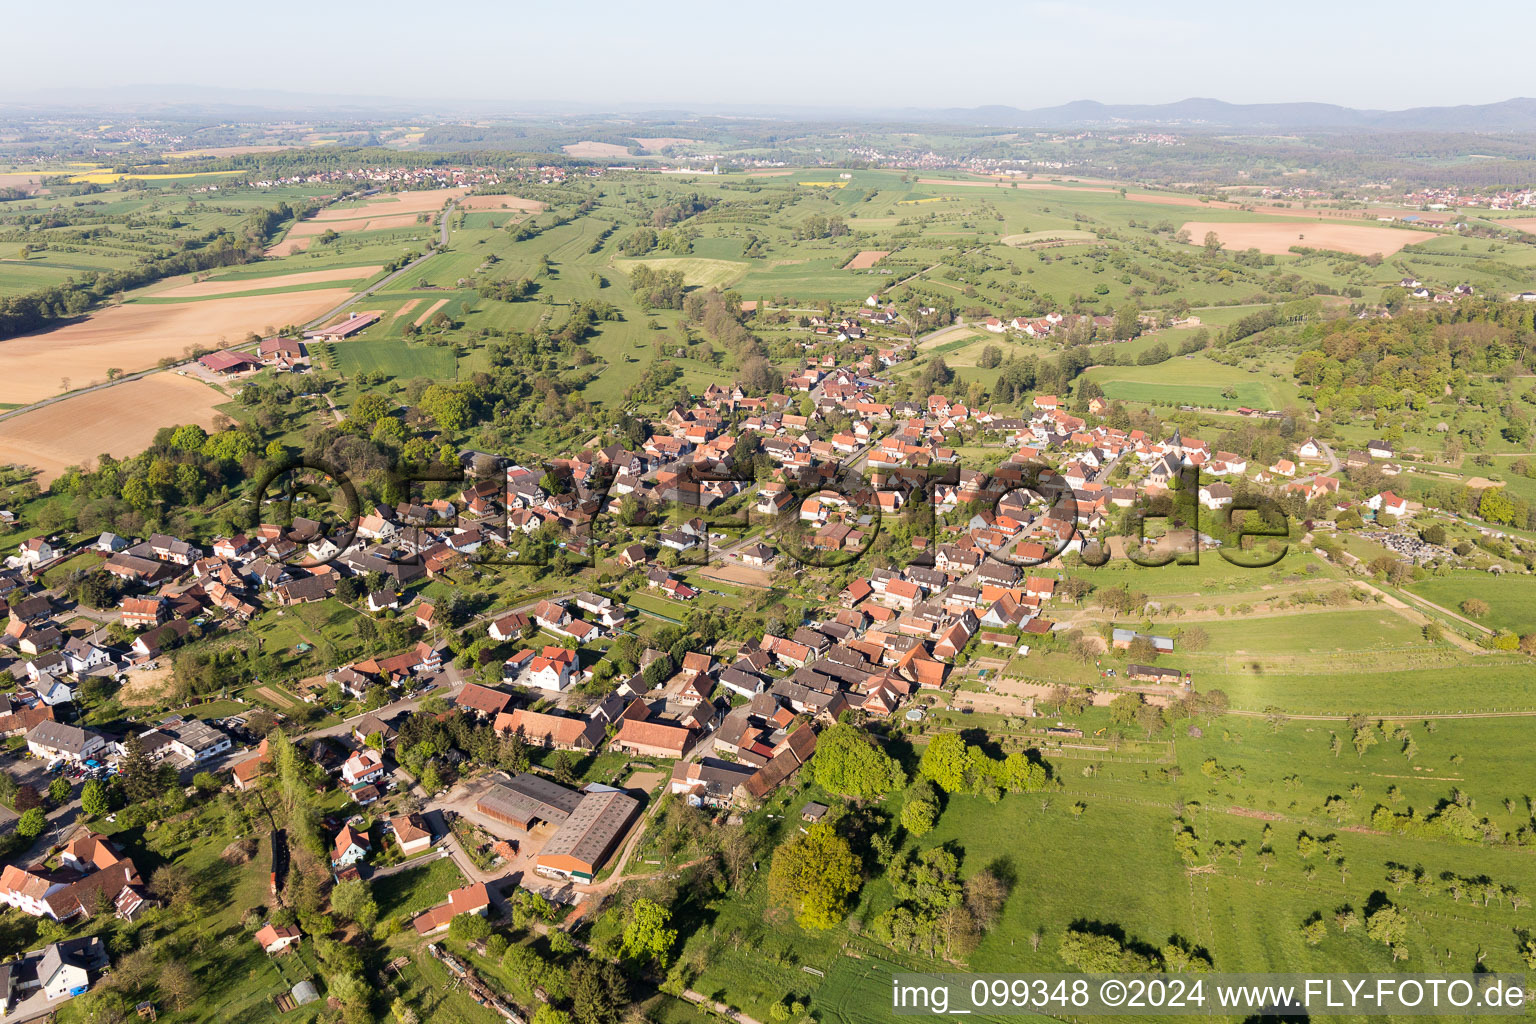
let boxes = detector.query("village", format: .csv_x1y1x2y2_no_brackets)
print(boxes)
0,291,1472,1011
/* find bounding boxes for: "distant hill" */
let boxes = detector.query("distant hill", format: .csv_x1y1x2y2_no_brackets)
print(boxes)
916,97,1536,132
8,87,1536,133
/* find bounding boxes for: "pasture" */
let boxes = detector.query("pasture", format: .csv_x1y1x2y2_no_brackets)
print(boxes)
1406,572,1536,636
1084,355,1297,410
332,339,458,381
688,708,1536,1024
615,257,748,289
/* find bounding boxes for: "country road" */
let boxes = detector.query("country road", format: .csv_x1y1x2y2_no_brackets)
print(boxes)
1294,439,1340,485
0,199,459,426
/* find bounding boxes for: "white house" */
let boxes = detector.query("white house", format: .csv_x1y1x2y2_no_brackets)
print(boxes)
340,749,385,786
254,923,301,954
26,722,105,763
1368,491,1409,517
0,866,61,917
526,647,577,692
19,537,54,566
165,720,231,763
36,937,106,1001
1297,438,1322,459
29,673,74,705
1199,483,1235,510
63,638,111,675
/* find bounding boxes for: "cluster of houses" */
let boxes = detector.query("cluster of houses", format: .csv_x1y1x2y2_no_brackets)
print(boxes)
0,569,117,704
1394,278,1476,304
981,310,1118,339
0,830,153,924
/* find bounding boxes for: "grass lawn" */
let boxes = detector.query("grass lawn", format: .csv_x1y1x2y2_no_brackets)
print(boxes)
374,856,467,923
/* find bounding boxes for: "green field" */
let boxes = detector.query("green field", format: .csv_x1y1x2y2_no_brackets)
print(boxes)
685,709,1536,1024
1406,572,1536,636
1086,355,1298,410
332,338,459,380
615,257,749,288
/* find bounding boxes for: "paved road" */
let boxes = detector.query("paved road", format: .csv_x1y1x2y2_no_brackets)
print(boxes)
1294,440,1340,485
0,199,458,425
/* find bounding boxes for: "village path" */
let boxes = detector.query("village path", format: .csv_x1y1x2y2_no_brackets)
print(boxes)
1348,579,1487,654
682,990,768,1024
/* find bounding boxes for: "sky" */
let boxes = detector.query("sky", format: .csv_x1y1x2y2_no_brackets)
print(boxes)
3,0,1531,113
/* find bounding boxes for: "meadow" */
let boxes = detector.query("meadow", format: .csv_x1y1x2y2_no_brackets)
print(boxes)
1084,355,1301,411
685,707,1536,1024
1406,572,1536,636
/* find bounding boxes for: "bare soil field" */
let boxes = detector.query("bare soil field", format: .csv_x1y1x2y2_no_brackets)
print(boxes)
289,213,421,238
154,265,381,299
746,170,793,177
843,250,890,270
414,298,450,326
120,666,173,705
0,374,227,482
0,287,356,403
632,137,695,149
310,187,466,222
0,172,43,191
1180,220,1431,256
456,195,548,212
1494,217,1536,233
393,299,421,319
695,563,771,588
164,145,292,158
562,141,632,159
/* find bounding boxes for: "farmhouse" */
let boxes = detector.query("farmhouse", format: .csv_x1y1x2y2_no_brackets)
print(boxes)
304,311,381,341
492,707,604,750
534,787,640,882
475,773,584,830
670,757,756,808
198,351,261,375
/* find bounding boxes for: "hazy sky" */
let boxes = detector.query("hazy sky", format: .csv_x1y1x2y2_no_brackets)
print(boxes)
4,0,1529,112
